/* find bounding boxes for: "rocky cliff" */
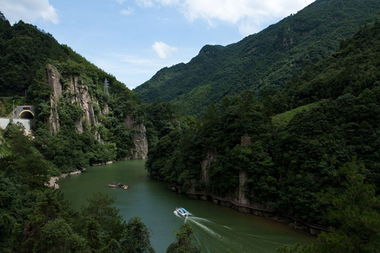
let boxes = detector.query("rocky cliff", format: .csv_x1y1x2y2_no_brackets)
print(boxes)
45,64,148,160
47,64,61,135
46,65,102,134
66,76,99,133
175,135,275,219
125,115,148,159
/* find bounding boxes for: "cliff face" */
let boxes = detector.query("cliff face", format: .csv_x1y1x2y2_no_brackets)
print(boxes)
47,64,61,135
200,151,215,186
45,64,148,160
46,65,103,135
125,115,148,159
66,76,99,133
183,136,270,212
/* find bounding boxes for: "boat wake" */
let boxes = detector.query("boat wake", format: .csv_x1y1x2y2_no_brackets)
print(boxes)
174,211,291,252
182,215,285,252
186,217,222,239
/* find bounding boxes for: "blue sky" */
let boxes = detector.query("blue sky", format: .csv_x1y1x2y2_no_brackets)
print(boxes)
0,0,314,89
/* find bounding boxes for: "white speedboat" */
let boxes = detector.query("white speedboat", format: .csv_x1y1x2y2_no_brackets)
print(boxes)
174,207,192,218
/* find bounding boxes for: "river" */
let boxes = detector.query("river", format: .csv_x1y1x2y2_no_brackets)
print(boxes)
60,160,311,252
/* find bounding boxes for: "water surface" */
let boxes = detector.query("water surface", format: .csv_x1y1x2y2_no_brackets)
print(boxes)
60,160,310,252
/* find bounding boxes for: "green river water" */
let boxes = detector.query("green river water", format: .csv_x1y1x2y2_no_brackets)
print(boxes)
60,160,311,253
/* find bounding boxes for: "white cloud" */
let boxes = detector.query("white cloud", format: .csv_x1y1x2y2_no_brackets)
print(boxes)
91,52,187,89
120,8,134,16
135,0,315,35
238,19,262,37
152,41,178,59
156,0,180,5
136,0,179,7
0,0,59,24
116,0,126,4
136,0,155,7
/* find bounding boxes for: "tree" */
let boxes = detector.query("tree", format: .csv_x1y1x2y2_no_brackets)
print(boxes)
34,218,88,253
280,162,380,253
167,224,200,253
81,193,125,241
121,217,154,253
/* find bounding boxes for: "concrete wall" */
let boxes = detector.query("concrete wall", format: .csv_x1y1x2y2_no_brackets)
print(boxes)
0,118,32,131
10,105,35,119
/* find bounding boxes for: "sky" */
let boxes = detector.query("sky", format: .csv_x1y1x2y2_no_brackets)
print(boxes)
0,0,315,89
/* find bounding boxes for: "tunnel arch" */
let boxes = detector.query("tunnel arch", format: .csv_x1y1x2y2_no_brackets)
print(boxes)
19,110,34,119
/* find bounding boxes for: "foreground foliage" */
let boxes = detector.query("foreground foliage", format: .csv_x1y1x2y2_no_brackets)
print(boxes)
0,127,154,253
167,224,200,253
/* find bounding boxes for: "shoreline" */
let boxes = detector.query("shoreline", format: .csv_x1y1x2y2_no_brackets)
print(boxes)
46,160,116,189
46,169,84,189
170,186,327,236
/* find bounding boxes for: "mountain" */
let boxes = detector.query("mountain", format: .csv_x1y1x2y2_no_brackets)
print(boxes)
145,21,380,250
0,15,147,171
134,0,380,114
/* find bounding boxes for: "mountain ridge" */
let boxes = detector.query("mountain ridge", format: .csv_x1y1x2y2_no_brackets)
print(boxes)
135,0,380,114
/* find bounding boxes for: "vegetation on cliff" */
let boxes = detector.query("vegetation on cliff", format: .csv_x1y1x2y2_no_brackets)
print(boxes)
135,0,380,115
146,21,380,251
0,14,146,172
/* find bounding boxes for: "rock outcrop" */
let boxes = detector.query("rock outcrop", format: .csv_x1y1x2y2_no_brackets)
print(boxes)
47,64,62,135
125,115,148,159
46,64,108,135
67,76,98,133
237,135,251,205
200,151,215,186
45,64,148,160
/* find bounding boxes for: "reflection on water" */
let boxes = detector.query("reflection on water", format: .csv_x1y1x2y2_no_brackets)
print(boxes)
60,160,311,253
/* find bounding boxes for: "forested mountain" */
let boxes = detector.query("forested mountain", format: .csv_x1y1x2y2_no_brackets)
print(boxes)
0,14,150,172
146,21,380,252
135,0,380,114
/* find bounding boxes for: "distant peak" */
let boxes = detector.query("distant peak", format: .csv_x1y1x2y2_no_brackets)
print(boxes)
0,11,7,22
199,44,224,56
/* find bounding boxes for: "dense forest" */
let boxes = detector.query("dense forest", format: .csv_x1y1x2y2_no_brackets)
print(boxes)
0,125,154,252
135,0,380,115
146,21,380,252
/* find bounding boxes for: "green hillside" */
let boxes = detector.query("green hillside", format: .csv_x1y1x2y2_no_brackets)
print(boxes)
146,21,380,252
271,101,323,127
266,20,380,115
0,15,144,171
135,0,380,114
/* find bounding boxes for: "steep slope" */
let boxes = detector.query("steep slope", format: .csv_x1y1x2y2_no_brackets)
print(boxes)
135,0,380,114
146,20,380,237
0,15,148,171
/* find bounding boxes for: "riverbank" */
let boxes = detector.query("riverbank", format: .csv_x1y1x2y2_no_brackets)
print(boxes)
47,169,84,189
92,161,114,166
170,186,327,236
60,160,311,252
47,160,116,189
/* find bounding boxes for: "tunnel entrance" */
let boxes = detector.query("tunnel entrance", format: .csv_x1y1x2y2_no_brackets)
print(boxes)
19,110,34,119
